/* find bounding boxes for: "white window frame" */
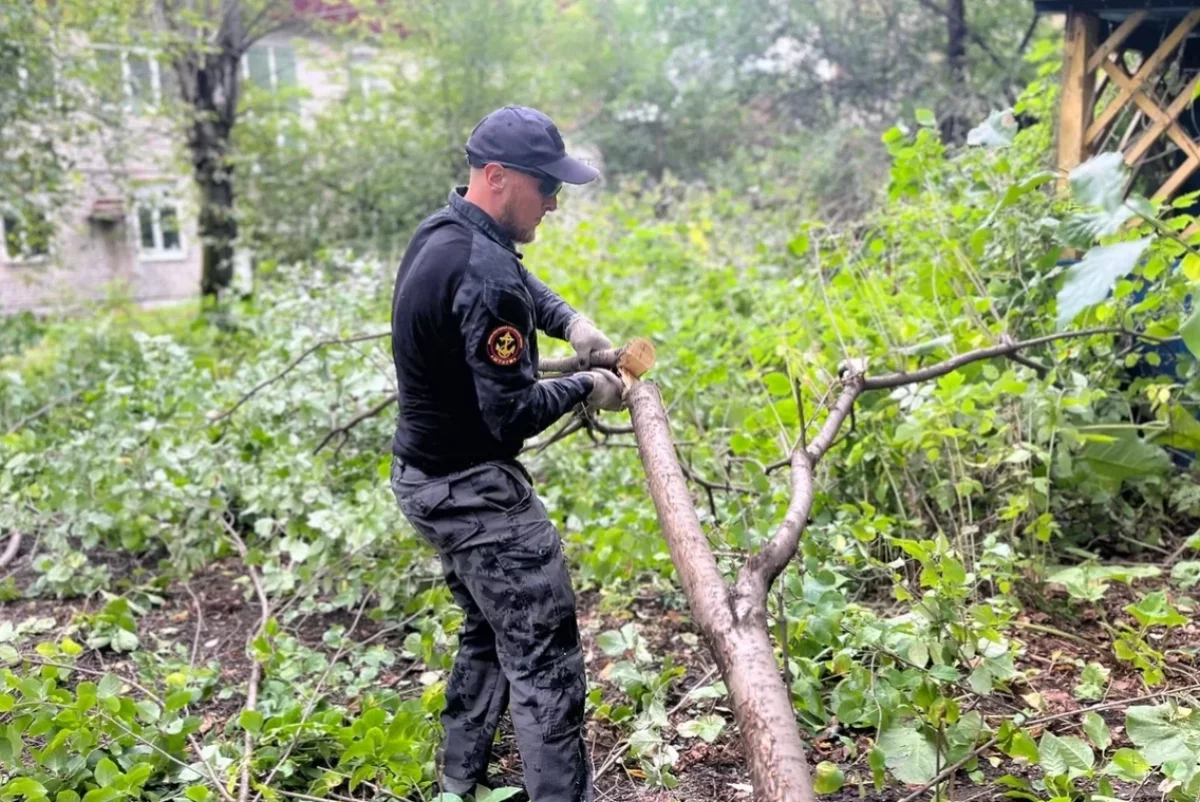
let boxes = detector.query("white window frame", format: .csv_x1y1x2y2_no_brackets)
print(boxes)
241,44,294,93
132,191,187,262
13,42,63,108
1,211,52,265
94,45,164,113
349,48,389,100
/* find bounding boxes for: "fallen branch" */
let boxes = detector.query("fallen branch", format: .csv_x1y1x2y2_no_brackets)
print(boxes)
313,392,398,454
0,533,22,570
523,416,586,453
5,387,85,436
625,326,1160,802
222,517,272,802
210,332,389,423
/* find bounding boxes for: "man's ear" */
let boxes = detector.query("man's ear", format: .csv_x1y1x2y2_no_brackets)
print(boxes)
482,162,507,192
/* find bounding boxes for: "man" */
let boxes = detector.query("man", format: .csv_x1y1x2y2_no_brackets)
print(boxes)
388,105,624,802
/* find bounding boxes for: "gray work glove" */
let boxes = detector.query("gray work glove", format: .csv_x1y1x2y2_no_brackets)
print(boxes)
585,369,625,412
566,316,612,369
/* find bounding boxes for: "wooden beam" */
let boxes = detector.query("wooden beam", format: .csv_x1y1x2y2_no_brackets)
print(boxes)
1124,70,1200,165
1086,9,1200,146
1099,59,1200,165
1087,11,1148,72
1152,153,1200,202
1058,11,1100,184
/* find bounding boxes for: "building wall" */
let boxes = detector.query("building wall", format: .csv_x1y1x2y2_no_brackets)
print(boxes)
1,28,352,314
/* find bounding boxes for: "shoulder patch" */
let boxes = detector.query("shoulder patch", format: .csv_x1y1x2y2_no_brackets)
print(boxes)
486,325,525,366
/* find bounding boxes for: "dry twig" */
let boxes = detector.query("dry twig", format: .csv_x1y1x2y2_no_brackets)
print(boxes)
221,517,273,802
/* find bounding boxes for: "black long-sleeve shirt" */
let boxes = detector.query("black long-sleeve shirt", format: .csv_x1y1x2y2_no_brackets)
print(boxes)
390,188,593,475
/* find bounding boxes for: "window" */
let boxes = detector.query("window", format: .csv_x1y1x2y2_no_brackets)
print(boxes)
348,50,389,100
1,210,51,262
134,194,184,259
242,44,299,111
9,42,59,104
95,46,172,113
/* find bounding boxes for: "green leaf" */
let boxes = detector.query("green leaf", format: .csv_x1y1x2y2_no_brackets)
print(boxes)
1005,728,1040,764
814,761,845,794
1083,712,1112,752
1075,662,1110,700
595,630,628,657
135,700,161,724
477,788,523,802
1104,748,1150,782
677,713,725,743
1181,308,1200,360
868,746,887,790
96,673,122,700
0,644,18,665
184,787,210,802
1126,591,1188,628
966,108,1017,148
879,724,939,785
1150,405,1200,451
4,779,47,801
1077,429,1170,482
764,372,791,396
239,709,264,734
57,792,81,802
1038,733,1093,776
0,724,24,764
1126,704,1200,765
915,108,936,127
1058,207,1136,249
1069,151,1127,210
94,757,121,788
1056,238,1152,329
1171,561,1200,589
110,628,138,653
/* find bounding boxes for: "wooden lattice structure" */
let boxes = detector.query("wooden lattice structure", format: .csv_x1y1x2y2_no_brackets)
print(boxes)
1037,1,1200,205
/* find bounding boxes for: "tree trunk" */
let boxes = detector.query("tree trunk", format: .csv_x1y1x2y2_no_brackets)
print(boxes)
626,381,816,802
164,0,245,299
946,0,967,85
194,124,238,297
942,0,969,142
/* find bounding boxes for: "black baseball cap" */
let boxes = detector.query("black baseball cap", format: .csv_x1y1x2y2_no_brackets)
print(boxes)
465,105,600,184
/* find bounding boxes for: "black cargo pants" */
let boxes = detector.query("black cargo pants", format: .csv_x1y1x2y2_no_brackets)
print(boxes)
390,457,592,802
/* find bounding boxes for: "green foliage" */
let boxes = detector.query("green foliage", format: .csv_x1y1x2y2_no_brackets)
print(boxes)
5,60,1200,799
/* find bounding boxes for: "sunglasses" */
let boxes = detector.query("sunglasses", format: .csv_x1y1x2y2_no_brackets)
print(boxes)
495,162,562,197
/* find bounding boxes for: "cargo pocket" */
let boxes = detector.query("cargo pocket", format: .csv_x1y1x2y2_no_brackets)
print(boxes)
533,649,586,739
394,479,477,551
465,462,533,517
496,521,574,627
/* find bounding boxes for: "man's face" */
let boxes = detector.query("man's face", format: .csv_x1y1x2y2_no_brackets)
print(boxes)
498,168,559,244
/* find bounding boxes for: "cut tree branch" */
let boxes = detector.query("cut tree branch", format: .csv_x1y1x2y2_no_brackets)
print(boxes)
623,325,1160,802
